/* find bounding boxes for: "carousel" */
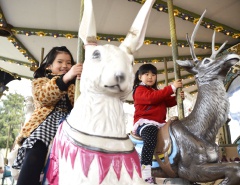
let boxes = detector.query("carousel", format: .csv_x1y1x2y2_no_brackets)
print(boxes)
0,0,240,184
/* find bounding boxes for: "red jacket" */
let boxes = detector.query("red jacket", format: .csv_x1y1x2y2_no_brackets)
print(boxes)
133,85,177,124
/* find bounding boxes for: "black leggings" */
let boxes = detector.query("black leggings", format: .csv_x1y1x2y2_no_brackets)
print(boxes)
17,140,48,185
140,125,158,165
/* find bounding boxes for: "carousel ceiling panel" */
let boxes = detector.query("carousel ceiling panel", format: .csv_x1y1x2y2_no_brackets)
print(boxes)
0,0,239,96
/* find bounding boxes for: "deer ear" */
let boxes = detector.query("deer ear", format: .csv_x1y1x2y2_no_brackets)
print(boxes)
78,0,97,45
119,0,156,55
177,60,198,75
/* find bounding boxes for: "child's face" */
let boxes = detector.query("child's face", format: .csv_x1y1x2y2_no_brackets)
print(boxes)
139,71,157,87
49,53,72,75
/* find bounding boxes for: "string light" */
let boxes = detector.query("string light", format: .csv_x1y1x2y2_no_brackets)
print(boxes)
25,32,30,36
144,40,151,45
225,31,230,36
206,24,211,29
53,33,58,38
117,37,125,43
158,6,164,11
65,34,73,39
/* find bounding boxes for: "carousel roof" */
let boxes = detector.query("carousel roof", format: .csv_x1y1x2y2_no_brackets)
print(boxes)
0,0,239,96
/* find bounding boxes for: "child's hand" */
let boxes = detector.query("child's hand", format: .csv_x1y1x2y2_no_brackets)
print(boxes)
63,63,83,83
173,79,183,89
179,90,185,100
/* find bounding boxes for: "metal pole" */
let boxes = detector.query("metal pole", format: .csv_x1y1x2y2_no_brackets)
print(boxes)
167,0,184,119
164,57,170,118
74,0,85,102
164,57,168,86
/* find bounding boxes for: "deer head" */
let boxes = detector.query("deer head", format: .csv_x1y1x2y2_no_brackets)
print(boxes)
177,10,240,85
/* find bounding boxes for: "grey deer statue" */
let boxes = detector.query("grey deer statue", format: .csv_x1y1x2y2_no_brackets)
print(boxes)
154,10,240,185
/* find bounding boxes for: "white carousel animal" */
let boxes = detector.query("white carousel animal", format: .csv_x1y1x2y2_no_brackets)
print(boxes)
44,0,156,185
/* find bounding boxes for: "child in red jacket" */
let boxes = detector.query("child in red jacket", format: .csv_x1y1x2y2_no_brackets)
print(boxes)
132,64,184,184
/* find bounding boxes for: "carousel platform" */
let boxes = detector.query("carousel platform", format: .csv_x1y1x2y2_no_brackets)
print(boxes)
155,178,223,185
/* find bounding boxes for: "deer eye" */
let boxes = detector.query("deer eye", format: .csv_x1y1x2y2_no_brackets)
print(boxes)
203,59,210,64
92,50,101,59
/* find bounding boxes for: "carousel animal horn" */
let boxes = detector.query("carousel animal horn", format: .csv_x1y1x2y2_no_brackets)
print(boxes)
186,9,228,63
186,9,207,63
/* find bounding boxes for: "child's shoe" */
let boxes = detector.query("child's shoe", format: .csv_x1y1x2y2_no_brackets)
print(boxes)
141,165,157,184
145,177,157,184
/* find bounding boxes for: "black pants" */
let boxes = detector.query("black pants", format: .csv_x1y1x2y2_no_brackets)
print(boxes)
17,140,48,185
140,125,158,165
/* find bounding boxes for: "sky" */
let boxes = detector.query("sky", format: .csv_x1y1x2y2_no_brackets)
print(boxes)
5,78,32,97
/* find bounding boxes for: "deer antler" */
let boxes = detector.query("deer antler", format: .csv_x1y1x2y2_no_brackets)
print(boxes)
210,31,228,59
187,9,206,63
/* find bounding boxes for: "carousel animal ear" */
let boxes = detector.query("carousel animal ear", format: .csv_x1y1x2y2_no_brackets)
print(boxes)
119,0,156,55
78,0,97,45
176,60,198,75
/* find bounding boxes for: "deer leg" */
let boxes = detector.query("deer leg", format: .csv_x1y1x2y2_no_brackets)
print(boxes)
179,162,240,185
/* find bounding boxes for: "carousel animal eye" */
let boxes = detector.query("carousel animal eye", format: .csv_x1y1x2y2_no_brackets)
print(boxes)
92,50,101,59
204,59,210,64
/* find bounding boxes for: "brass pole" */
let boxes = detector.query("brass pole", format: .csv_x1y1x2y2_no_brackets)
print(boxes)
164,57,168,86
74,0,85,102
167,0,184,119
164,57,169,118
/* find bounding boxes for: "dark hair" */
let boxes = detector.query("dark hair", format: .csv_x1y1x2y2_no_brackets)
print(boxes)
133,64,158,91
33,46,75,78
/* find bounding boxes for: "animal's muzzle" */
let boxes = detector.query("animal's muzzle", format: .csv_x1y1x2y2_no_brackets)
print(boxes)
115,72,125,83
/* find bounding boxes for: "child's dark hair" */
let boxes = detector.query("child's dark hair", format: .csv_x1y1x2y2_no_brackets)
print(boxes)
33,46,75,78
133,64,158,91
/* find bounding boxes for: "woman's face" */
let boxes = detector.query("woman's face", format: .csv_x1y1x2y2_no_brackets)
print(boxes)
49,52,72,75
139,71,157,87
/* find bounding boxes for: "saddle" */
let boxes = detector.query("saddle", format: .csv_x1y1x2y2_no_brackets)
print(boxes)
154,116,178,178
130,116,178,178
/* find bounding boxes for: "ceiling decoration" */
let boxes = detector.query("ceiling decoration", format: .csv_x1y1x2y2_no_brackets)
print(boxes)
11,27,229,50
1,1,239,69
0,0,239,96
134,0,240,39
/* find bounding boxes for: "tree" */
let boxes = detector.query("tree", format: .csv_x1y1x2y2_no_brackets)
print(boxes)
0,93,25,152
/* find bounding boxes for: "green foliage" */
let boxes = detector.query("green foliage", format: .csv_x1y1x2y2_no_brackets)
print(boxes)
0,93,25,149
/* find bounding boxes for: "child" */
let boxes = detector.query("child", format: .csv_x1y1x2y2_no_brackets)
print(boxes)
12,46,83,185
132,64,184,184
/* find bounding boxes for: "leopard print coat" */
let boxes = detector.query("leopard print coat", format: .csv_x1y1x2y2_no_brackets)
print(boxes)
16,76,75,145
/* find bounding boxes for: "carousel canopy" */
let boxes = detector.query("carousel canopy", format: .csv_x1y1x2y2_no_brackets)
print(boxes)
0,0,239,97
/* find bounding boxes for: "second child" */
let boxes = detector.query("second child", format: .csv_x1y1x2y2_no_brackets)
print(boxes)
132,64,184,184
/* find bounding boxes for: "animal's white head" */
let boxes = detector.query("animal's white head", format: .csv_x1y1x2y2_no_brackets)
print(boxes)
79,0,156,100
67,0,155,138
